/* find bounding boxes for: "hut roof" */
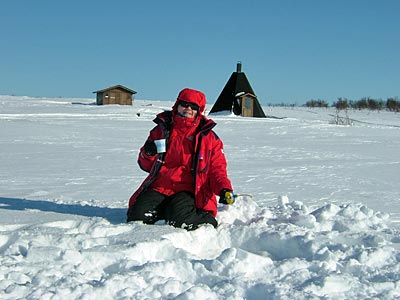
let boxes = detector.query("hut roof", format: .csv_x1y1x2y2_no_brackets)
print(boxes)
93,85,137,94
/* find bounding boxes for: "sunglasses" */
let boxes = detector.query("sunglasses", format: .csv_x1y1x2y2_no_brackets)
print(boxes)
179,101,200,111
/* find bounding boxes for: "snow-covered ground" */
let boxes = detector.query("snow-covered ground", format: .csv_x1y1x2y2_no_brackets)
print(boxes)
1,95,399,299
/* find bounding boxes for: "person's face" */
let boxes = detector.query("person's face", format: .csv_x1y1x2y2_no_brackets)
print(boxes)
177,101,199,118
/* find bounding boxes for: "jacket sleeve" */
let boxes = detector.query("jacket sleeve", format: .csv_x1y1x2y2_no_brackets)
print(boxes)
137,125,162,172
207,135,233,194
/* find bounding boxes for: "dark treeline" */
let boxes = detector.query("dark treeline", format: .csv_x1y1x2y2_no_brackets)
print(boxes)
304,97,400,112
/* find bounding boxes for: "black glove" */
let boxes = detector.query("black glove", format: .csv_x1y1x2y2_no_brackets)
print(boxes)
219,189,235,205
144,140,157,156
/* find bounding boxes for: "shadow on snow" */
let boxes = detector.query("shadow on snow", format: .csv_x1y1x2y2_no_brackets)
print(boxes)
0,197,126,224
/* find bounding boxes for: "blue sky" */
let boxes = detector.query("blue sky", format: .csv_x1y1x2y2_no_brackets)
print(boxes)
1,0,399,104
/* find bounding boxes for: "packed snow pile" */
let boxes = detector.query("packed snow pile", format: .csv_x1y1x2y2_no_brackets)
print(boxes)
1,95,400,299
1,196,399,299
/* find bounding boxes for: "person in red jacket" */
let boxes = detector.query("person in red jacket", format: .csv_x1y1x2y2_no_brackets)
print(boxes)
127,88,234,230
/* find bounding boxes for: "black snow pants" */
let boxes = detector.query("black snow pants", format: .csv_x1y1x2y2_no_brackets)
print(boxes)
126,190,218,230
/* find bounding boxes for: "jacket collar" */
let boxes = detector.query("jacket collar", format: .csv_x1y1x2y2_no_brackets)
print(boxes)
154,110,216,133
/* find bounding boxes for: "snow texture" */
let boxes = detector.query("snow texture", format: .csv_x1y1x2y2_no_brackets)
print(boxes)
1,95,399,299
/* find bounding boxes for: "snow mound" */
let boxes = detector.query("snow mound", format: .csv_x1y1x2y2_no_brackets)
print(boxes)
1,197,399,299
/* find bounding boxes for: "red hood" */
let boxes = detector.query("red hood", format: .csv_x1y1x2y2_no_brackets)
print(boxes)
172,88,206,114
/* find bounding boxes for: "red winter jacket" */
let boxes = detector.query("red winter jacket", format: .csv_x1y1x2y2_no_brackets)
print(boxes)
128,110,232,217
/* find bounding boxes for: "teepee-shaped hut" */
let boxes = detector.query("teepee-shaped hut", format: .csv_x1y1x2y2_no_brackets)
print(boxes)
209,62,266,117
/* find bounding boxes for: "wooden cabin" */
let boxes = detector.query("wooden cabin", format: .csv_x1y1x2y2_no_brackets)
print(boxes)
93,85,137,105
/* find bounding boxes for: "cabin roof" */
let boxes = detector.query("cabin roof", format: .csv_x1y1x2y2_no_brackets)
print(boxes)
93,85,137,94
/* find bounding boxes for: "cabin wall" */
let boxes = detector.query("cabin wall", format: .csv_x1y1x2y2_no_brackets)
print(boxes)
97,88,132,105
